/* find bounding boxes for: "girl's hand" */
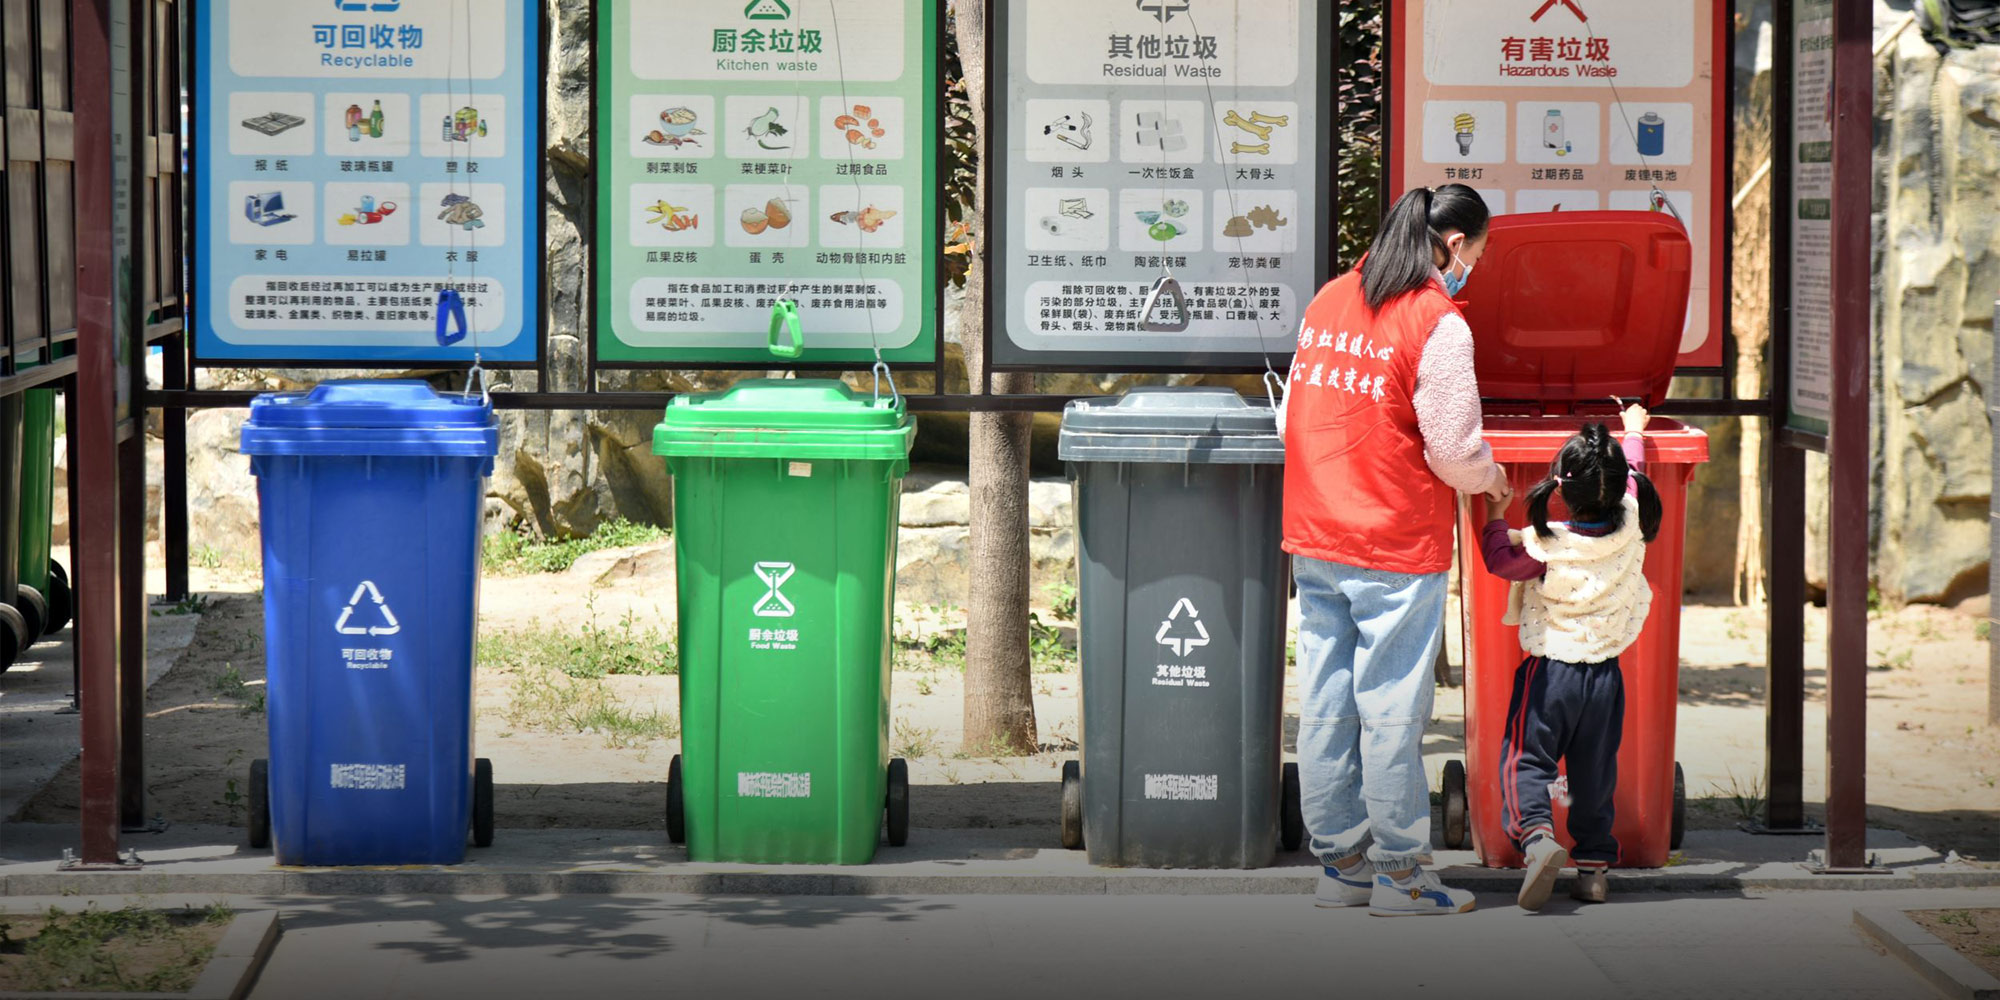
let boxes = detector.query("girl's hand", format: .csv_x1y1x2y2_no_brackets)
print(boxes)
1483,480,1514,520
1620,402,1651,436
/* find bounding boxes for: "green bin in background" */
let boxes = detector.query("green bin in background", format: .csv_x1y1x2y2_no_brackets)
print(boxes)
18,388,70,638
654,379,915,865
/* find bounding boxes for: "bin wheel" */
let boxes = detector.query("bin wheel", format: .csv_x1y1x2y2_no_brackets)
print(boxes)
472,758,495,848
1441,759,1468,850
1281,762,1305,852
44,562,71,636
1059,760,1084,850
13,586,46,652
665,754,685,845
885,758,910,847
0,604,24,673
1671,762,1686,851
247,759,271,850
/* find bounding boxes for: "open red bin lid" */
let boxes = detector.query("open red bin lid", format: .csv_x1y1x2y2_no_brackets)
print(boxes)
1456,211,1693,410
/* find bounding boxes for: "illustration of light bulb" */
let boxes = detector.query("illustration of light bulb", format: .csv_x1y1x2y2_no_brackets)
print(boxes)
1453,113,1476,156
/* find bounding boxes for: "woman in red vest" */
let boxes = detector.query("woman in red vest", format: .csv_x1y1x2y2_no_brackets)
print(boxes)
1286,184,1509,916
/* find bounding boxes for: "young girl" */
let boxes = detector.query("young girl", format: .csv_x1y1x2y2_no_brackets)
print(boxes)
1480,404,1663,911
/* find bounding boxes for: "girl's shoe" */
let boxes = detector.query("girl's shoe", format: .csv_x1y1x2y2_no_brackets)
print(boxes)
1369,866,1477,916
1517,834,1570,911
1571,868,1609,903
1315,862,1374,908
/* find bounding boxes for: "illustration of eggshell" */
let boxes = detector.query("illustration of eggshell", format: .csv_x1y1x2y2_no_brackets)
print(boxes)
741,207,769,234
764,199,792,229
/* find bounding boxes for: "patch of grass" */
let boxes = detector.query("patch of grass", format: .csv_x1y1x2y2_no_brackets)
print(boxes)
896,627,967,673
479,608,677,680
1938,909,1976,928
504,662,679,749
211,663,265,716
0,904,230,994
191,545,225,570
1664,851,1688,867
913,674,935,696
1046,581,1078,622
1029,612,1076,674
1711,770,1767,826
152,594,211,617
482,518,668,575
1978,620,1991,642
891,719,940,759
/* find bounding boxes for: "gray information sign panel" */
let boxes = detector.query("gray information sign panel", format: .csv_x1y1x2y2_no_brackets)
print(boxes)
992,0,1331,371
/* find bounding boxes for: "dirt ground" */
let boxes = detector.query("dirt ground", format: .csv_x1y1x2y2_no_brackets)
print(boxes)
16,544,2000,860
1908,909,2000,979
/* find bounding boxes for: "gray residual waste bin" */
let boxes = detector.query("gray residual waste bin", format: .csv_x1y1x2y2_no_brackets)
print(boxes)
1058,386,1301,868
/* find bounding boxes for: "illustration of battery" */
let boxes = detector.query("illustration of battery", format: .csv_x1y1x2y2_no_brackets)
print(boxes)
1543,109,1571,156
1637,112,1666,157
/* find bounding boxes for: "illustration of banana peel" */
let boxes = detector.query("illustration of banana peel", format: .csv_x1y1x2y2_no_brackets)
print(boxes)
645,199,699,231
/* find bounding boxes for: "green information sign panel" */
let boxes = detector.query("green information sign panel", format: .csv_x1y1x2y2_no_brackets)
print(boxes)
595,0,939,366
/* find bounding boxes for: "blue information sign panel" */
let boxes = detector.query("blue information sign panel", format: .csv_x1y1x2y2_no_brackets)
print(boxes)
193,0,540,365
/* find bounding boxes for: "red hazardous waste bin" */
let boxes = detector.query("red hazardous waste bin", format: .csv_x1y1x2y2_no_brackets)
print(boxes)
1440,212,1710,869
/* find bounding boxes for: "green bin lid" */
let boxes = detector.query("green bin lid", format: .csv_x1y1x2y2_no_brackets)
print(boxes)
1059,387,1284,465
653,379,914,463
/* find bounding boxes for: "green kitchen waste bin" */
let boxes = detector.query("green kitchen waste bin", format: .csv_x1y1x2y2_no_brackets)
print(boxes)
19,388,69,638
654,379,916,865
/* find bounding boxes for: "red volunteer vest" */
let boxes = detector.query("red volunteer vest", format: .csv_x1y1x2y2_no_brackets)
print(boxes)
1282,269,1461,575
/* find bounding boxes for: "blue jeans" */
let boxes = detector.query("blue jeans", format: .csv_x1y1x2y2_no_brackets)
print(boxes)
1294,555,1446,871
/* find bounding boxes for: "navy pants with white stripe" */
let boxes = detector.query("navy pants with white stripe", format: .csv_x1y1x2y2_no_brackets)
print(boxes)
1501,655,1625,868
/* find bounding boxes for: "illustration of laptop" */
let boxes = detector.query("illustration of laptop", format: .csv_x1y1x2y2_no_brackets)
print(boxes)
244,192,295,227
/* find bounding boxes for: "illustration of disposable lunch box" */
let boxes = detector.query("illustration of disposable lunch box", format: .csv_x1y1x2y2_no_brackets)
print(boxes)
241,112,306,136
245,192,296,227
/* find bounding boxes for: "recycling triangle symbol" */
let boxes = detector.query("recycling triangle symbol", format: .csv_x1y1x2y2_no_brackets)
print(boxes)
1156,598,1210,658
334,581,401,637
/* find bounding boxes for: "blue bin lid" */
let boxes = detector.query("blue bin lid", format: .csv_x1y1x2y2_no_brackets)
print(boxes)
240,380,498,459
1059,387,1284,465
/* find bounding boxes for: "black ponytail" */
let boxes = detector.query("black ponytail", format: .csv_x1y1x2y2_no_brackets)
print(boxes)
1527,423,1656,540
1361,183,1490,311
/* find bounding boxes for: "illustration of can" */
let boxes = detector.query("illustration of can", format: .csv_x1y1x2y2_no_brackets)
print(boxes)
1544,109,1567,153
1637,113,1666,157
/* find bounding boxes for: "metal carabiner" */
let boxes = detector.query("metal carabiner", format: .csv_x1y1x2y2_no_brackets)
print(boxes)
1263,368,1288,436
871,360,901,410
1139,274,1191,333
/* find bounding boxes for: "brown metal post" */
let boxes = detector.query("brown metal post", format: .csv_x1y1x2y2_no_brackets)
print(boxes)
1763,0,1807,832
1823,0,1874,870
71,0,126,866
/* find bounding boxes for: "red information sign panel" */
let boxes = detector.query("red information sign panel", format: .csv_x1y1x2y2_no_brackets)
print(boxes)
1387,0,1728,368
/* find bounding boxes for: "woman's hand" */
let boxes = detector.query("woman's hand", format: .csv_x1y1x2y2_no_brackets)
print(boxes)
1620,402,1651,437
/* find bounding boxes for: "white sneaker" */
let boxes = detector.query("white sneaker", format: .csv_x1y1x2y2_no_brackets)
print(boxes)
1517,834,1570,912
1314,861,1374,908
1369,866,1476,917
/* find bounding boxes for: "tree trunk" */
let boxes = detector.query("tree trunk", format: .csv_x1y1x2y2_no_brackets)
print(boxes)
1732,82,1775,609
955,0,1039,754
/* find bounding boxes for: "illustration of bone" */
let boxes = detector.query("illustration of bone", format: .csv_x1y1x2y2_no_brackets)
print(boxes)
1231,142,1271,156
1249,111,1289,128
1044,112,1093,151
1222,110,1271,142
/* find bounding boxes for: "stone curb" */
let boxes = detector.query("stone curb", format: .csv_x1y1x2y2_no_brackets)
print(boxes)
2,866,1994,899
1854,907,2000,1000
0,910,279,1000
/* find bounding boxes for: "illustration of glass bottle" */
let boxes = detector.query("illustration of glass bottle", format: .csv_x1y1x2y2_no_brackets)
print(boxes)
1543,109,1571,156
369,100,385,139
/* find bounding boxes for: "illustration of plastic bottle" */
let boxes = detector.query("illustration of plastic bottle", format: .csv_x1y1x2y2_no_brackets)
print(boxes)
1543,109,1570,156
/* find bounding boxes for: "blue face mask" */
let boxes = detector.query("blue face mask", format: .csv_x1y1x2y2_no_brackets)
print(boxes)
1443,250,1474,297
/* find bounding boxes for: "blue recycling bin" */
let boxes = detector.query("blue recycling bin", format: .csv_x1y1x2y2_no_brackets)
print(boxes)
239,381,498,866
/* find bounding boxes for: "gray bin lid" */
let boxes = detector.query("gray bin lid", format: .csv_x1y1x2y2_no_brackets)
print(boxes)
1058,386,1284,465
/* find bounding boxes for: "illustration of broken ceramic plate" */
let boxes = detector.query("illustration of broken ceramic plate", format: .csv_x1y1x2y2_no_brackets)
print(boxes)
1162,199,1189,218
1147,220,1184,242
1134,210,1162,226
1059,198,1093,219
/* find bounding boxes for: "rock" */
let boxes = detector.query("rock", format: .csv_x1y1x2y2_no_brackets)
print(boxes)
890,469,1077,609
184,408,261,563
567,540,676,587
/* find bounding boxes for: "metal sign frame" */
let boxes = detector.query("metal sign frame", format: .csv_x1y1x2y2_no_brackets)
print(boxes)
185,0,550,370
983,0,1337,375
586,0,946,373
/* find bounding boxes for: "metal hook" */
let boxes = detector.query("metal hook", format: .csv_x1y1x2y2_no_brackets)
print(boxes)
1264,368,1288,436
871,360,900,410
434,287,468,347
463,362,489,406
1139,274,1191,333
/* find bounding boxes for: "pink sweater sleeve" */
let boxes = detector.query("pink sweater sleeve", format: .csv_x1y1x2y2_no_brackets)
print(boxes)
1413,312,1506,496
